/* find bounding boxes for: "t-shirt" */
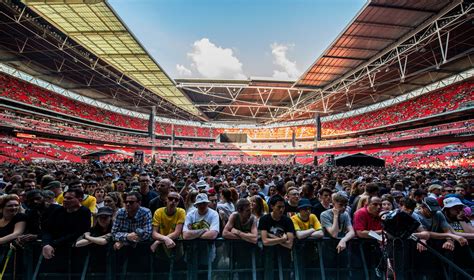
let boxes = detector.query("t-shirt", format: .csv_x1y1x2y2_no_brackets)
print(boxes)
291,214,322,232
258,214,295,237
413,210,450,233
148,195,185,217
312,202,331,220
353,207,382,232
42,206,91,248
233,214,256,233
284,201,298,217
152,207,186,236
183,208,220,233
320,209,352,238
0,213,27,237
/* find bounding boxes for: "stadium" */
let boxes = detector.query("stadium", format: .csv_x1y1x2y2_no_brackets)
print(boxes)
0,0,473,279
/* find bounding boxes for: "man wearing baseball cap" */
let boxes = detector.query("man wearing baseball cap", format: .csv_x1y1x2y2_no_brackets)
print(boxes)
183,193,219,240
441,197,474,267
413,197,468,251
442,197,474,238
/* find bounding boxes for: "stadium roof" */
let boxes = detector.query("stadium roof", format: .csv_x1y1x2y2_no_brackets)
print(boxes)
22,0,200,116
179,0,474,123
0,0,472,125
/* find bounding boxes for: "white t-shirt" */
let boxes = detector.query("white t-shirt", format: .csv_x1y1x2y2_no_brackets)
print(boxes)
183,208,220,233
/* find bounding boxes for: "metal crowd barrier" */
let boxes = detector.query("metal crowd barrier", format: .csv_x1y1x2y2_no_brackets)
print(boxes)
0,238,471,280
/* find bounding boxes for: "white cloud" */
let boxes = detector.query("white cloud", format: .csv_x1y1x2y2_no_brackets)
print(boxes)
176,64,192,77
271,43,300,80
187,38,246,79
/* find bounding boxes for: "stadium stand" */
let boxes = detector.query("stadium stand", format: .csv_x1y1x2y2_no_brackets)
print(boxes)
322,82,474,135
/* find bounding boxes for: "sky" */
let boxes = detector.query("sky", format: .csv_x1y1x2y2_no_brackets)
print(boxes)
109,0,366,80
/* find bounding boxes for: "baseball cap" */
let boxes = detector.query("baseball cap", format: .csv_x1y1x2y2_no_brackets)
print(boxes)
96,207,114,217
442,197,465,210
194,193,210,205
297,199,312,210
422,197,441,212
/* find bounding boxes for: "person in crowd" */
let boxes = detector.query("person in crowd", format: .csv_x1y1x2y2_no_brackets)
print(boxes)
111,191,152,250
351,182,379,217
103,192,123,220
284,187,300,217
42,188,91,259
291,198,323,239
183,193,219,240
427,184,442,199
442,197,474,238
44,181,62,203
93,187,106,209
217,188,235,224
320,192,355,253
353,196,383,238
312,187,332,220
223,199,258,244
381,194,394,211
16,190,44,246
137,173,158,209
114,178,128,194
413,197,468,251
0,194,27,245
150,191,185,252
300,184,318,206
258,195,295,249
249,195,265,224
184,190,199,213
149,179,185,215
75,207,113,247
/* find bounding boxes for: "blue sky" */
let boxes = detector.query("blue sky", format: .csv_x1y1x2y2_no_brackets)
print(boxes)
109,0,366,80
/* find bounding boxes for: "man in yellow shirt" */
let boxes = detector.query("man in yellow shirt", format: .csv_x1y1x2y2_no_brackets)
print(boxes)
291,199,323,239
150,191,185,253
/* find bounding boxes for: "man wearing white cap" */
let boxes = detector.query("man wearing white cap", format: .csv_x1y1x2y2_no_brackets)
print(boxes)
183,193,219,240
442,197,474,239
441,196,474,268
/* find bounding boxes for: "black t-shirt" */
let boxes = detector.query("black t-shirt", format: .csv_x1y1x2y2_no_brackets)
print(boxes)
312,202,331,220
284,201,298,217
42,206,91,248
258,213,295,237
0,213,27,237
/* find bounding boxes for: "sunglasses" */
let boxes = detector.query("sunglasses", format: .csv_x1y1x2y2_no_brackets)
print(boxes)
167,197,179,202
125,200,137,205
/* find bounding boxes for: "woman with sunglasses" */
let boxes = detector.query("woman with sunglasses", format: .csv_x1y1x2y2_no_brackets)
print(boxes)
0,194,27,245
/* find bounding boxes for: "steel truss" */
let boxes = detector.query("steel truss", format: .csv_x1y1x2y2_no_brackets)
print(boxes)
177,83,324,121
280,1,473,123
0,1,200,121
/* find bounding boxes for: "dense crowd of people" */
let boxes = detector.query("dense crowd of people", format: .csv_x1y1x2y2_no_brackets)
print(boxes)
0,160,472,277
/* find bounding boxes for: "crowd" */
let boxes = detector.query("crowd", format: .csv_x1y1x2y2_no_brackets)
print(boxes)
0,160,472,276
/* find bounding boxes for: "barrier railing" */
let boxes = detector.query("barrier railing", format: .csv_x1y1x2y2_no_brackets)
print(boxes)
0,238,472,279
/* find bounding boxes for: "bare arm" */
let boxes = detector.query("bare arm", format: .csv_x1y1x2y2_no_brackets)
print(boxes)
325,213,340,238
296,229,316,239
261,230,286,246
0,222,26,245
200,229,218,240
183,229,206,240
222,215,239,239
280,232,294,249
